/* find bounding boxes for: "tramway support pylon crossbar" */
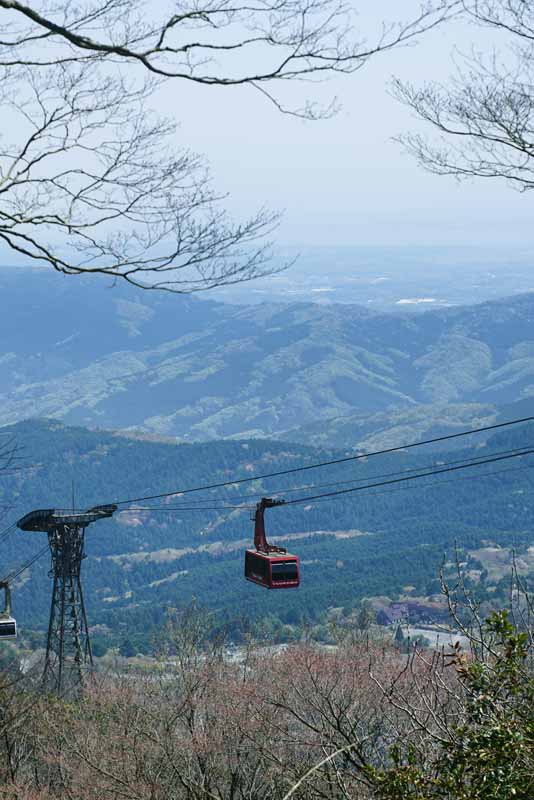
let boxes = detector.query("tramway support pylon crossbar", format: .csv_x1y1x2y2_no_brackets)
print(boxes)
17,505,116,695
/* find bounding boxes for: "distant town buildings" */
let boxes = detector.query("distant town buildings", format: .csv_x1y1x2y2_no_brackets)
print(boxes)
376,601,449,627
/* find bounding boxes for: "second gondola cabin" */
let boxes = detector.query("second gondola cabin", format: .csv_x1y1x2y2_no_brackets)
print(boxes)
0,617,16,639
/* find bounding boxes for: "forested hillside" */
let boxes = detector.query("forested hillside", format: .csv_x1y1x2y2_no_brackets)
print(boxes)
1,418,532,647
1,270,534,442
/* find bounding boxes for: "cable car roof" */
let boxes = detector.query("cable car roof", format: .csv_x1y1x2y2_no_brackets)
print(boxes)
245,548,298,559
17,505,117,532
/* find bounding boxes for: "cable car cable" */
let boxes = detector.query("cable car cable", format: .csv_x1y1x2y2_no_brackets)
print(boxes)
297,461,534,508
112,443,533,511
106,415,534,507
2,544,49,585
118,504,255,512
0,544,49,586
282,448,534,506
262,444,534,500
118,444,534,509
0,522,17,545
116,455,534,515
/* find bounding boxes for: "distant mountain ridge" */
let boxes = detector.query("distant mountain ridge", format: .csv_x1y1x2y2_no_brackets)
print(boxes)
1,270,534,442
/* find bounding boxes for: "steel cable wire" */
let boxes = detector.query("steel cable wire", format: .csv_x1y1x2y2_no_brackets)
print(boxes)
107,415,534,506
116,444,534,510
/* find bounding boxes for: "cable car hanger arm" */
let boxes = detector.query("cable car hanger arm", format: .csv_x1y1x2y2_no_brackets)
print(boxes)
0,581,12,618
254,497,286,554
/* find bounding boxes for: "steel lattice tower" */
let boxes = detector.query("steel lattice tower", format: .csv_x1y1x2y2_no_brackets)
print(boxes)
17,505,116,695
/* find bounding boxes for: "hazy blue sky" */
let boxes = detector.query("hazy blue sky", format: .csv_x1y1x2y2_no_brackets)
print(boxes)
155,1,533,249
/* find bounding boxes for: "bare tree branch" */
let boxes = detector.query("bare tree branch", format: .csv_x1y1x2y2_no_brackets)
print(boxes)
394,1,534,194
0,1,460,291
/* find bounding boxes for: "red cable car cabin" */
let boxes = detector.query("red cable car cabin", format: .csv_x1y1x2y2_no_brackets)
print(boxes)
245,498,300,589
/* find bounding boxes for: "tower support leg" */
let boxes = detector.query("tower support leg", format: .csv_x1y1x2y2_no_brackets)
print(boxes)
42,524,93,695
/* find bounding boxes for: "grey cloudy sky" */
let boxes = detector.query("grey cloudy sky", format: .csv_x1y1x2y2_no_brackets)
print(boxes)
156,0,533,249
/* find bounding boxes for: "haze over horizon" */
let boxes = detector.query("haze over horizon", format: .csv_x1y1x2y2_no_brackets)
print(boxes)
162,0,534,251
